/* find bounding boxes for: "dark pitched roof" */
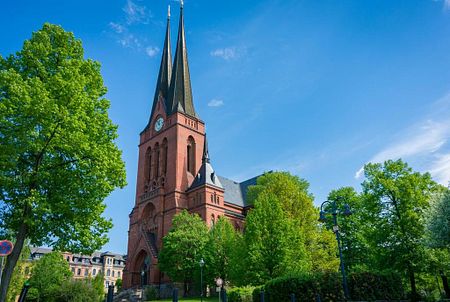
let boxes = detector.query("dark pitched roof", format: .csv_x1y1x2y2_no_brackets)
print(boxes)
145,10,172,131
166,5,197,118
217,175,260,207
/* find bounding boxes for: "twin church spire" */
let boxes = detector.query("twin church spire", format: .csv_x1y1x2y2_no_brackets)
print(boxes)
148,3,197,127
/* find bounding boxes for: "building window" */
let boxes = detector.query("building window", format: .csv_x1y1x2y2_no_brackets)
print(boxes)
93,268,97,275
154,143,160,178
84,269,88,276
112,270,115,277
107,269,110,277
145,147,152,182
66,256,70,262
187,136,196,174
106,281,109,288
118,271,121,278
71,267,75,274
162,138,168,175
211,214,215,226
77,268,81,276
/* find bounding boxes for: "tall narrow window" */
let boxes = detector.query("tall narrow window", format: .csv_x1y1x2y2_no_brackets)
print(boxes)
154,143,160,178
145,147,152,181
162,138,168,175
187,136,196,174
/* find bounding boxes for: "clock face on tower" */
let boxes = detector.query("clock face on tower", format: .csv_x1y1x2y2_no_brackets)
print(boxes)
154,117,164,132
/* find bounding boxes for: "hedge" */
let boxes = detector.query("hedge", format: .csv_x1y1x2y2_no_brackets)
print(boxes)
228,286,256,302
252,272,404,302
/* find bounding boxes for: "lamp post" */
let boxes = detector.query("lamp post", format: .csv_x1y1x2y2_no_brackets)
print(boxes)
319,199,352,300
200,258,205,302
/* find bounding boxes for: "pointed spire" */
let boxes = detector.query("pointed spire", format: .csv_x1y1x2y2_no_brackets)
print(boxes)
167,2,197,118
202,134,210,164
146,7,172,129
189,134,223,191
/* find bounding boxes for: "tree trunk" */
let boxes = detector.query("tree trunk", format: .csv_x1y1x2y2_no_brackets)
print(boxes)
183,280,188,297
440,270,450,299
0,222,27,302
408,265,418,302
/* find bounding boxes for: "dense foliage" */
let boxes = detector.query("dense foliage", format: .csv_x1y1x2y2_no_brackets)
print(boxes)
254,272,404,302
26,252,104,302
158,210,209,295
237,172,338,285
227,286,255,302
0,23,126,300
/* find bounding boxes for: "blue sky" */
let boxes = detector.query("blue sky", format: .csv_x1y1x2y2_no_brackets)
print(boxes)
2,0,450,254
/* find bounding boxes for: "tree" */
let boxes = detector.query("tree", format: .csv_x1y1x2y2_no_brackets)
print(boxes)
326,187,369,272
58,279,104,302
361,159,439,301
425,190,450,298
206,216,239,286
27,252,72,301
5,244,30,302
0,23,126,300
426,190,450,249
158,210,209,295
247,172,338,275
243,192,295,285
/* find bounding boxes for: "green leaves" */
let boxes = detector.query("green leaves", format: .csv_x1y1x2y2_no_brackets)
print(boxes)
158,210,209,286
0,23,126,253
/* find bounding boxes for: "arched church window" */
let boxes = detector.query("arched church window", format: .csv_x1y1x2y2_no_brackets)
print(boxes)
211,214,215,226
145,147,152,182
162,138,168,175
187,136,196,174
154,143,160,178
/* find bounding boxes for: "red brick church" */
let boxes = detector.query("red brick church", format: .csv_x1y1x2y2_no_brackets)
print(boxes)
123,4,260,288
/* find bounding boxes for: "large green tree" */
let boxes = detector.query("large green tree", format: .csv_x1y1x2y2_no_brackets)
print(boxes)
0,23,126,300
206,216,240,286
361,159,439,300
242,172,338,285
326,187,369,272
158,210,209,295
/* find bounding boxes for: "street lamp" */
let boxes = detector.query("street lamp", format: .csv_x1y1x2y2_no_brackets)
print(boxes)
319,199,352,300
199,258,205,302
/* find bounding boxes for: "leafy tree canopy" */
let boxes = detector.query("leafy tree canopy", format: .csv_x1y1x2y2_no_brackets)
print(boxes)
0,23,126,300
158,210,209,294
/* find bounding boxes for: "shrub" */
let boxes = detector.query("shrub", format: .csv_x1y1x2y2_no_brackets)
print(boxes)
144,286,158,301
348,271,405,301
263,272,343,302
228,286,255,302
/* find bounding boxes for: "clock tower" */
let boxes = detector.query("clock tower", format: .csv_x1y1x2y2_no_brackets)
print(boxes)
123,3,254,290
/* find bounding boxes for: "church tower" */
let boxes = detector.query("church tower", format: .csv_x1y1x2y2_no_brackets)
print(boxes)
123,3,253,289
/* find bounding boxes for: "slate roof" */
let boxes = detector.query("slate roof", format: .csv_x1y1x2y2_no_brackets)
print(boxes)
217,175,260,207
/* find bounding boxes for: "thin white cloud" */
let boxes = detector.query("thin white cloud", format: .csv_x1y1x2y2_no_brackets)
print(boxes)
109,22,125,34
146,46,160,57
429,153,450,185
208,99,224,107
210,47,239,60
355,92,450,185
123,0,151,25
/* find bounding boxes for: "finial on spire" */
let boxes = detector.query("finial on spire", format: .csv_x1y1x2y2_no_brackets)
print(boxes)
168,5,170,18
180,0,184,9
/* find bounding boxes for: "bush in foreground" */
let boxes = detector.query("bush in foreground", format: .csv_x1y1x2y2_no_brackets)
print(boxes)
228,286,255,302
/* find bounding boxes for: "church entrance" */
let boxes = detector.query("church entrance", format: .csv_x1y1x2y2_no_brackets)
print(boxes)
133,250,151,287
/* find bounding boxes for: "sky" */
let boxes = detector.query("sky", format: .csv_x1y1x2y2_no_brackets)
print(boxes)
1,0,450,254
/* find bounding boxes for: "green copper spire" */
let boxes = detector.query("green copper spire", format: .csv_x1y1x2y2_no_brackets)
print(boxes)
146,6,172,129
167,2,197,118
